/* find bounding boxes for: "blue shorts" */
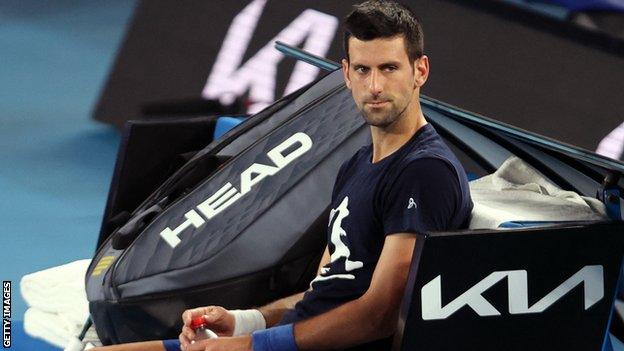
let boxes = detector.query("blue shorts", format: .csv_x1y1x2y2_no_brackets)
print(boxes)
163,339,181,351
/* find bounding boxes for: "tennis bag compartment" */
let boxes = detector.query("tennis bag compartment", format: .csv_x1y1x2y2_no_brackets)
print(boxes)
86,70,371,344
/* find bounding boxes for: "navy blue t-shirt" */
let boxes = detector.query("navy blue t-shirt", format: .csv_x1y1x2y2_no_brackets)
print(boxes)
162,124,473,351
279,123,473,348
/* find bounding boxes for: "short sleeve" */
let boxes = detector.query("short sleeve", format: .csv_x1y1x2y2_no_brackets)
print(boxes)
331,150,361,202
382,158,460,236
330,161,348,202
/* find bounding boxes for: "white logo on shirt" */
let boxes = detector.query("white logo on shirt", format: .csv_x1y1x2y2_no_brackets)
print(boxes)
408,197,417,209
311,196,363,286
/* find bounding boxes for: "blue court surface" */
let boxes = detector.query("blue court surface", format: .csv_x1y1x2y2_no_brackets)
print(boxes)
0,1,136,349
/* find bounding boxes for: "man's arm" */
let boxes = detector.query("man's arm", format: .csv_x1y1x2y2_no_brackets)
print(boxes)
181,247,330,351
186,235,414,351
258,247,331,327
258,293,305,328
294,234,416,350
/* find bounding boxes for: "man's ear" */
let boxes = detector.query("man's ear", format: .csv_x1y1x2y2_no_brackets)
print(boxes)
342,58,352,90
414,55,429,88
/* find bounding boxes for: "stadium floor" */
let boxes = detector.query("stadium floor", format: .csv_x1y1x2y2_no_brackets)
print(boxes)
0,1,136,349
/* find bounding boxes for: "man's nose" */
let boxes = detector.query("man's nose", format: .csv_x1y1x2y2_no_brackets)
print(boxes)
368,70,383,96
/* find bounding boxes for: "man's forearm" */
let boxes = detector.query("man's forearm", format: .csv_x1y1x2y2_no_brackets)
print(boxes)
257,291,305,327
258,247,328,328
90,341,165,351
292,293,398,351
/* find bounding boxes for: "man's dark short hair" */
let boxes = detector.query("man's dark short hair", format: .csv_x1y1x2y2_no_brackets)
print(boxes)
343,0,424,62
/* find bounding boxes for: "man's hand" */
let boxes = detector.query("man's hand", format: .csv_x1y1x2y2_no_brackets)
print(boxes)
179,247,329,349
179,306,235,350
185,335,252,351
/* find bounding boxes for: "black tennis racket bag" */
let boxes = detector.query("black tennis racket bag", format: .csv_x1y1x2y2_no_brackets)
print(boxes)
85,70,371,345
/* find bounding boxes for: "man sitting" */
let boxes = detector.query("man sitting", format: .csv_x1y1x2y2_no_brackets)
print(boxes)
92,1,473,350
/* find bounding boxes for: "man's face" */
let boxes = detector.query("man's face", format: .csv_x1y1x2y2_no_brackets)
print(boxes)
342,35,427,128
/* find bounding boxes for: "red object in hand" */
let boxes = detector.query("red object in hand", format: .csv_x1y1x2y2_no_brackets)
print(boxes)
191,317,207,330
190,316,219,341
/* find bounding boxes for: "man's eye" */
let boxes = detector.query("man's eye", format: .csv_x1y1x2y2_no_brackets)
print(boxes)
384,66,397,72
355,67,368,74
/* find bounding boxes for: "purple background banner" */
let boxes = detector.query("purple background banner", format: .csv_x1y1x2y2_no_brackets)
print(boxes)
93,0,624,160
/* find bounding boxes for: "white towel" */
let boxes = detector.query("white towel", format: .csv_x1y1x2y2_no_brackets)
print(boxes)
20,259,100,349
20,259,91,319
24,308,101,349
24,308,81,349
469,156,608,229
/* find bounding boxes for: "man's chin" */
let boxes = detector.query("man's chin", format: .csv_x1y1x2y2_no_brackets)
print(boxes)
360,109,389,125
362,116,395,128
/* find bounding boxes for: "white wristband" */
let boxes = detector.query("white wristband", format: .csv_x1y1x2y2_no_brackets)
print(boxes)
231,309,266,336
